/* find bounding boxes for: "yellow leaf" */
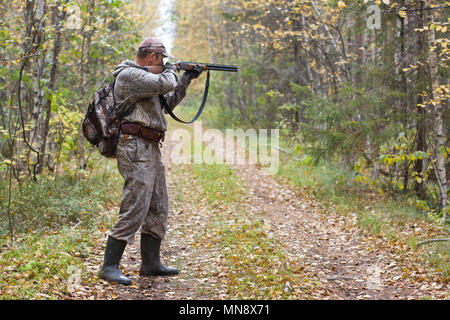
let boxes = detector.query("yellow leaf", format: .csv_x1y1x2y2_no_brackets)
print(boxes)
337,1,347,9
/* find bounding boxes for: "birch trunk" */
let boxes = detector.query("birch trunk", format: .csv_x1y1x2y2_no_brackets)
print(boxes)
26,0,48,173
78,0,95,170
39,2,66,173
425,0,448,218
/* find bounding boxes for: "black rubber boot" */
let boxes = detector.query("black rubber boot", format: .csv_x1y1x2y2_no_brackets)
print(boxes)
139,233,179,276
99,236,132,285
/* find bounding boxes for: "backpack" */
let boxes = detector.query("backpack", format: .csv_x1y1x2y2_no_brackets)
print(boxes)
82,69,132,158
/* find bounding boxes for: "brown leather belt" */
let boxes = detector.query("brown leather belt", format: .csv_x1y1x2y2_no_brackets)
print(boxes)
120,123,165,144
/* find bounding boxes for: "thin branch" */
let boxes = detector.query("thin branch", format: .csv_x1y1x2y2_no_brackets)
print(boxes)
417,238,450,246
6,163,15,243
17,55,40,180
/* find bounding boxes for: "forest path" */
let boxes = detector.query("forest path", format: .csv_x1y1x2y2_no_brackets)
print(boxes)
232,164,448,299
76,125,448,300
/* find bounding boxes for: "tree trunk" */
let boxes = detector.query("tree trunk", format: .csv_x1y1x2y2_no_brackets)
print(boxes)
411,1,427,197
39,1,67,173
78,0,95,170
28,0,47,169
425,0,448,217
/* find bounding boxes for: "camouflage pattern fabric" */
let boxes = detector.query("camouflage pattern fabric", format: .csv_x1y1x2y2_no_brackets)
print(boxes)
109,134,169,242
112,60,192,132
108,60,192,243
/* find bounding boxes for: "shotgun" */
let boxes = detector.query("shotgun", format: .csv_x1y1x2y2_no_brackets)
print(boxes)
175,61,238,72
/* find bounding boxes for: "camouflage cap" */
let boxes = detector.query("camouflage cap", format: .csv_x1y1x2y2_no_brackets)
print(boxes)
138,38,174,59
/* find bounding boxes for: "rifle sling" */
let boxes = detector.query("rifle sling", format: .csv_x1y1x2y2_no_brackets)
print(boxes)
160,70,210,124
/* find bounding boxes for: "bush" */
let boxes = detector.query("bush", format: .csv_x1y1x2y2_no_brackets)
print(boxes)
0,161,122,237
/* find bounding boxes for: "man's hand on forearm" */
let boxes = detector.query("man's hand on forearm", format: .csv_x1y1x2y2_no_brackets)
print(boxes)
184,64,203,80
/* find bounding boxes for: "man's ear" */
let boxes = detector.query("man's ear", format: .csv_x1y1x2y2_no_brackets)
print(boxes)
146,53,154,64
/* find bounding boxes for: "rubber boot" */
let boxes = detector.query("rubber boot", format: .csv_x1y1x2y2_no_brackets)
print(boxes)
139,233,179,276
99,236,132,285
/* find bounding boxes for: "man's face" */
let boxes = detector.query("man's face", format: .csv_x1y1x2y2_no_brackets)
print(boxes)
148,52,164,66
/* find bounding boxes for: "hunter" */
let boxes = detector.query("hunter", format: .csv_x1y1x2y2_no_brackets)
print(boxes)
99,38,203,285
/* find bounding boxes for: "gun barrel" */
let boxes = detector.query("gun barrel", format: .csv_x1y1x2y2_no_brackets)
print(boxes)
176,61,238,72
204,63,238,72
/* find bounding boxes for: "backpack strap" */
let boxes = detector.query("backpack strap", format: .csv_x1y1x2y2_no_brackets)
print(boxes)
111,67,136,121
113,64,152,122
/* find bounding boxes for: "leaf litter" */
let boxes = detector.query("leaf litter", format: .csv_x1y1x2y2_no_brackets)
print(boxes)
70,126,448,300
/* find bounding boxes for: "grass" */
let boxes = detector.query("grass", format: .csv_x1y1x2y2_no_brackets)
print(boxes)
422,242,450,280
0,226,96,299
0,157,122,237
0,155,123,299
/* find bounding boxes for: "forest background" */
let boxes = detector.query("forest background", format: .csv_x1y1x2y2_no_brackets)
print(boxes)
0,0,448,299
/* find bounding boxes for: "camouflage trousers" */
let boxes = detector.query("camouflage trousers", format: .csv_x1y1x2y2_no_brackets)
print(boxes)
108,133,169,244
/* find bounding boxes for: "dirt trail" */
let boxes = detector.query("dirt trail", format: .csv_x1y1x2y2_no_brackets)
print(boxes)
233,164,448,299
199,129,448,299
76,126,448,300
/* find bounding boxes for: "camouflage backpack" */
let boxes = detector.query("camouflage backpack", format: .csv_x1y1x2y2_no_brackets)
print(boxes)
82,69,133,157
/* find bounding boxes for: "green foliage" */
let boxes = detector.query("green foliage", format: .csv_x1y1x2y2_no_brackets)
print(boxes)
0,224,101,299
424,242,450,280
0,158,122,237
177,0,449,216
0,0,147,240
0,152,123,299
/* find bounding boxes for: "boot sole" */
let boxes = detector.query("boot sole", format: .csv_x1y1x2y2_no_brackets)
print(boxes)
100,272,132,286
139,270,179,277
101,277,132,286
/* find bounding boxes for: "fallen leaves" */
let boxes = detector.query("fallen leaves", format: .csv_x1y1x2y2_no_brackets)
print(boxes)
4,125,448,300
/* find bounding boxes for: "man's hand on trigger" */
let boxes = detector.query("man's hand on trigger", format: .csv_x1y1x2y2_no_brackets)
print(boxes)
185,64,203,80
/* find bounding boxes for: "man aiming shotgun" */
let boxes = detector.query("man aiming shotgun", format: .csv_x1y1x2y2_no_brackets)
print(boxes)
99,38,237,285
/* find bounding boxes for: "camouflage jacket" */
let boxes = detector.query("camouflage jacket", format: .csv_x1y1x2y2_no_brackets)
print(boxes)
112,60,192,132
